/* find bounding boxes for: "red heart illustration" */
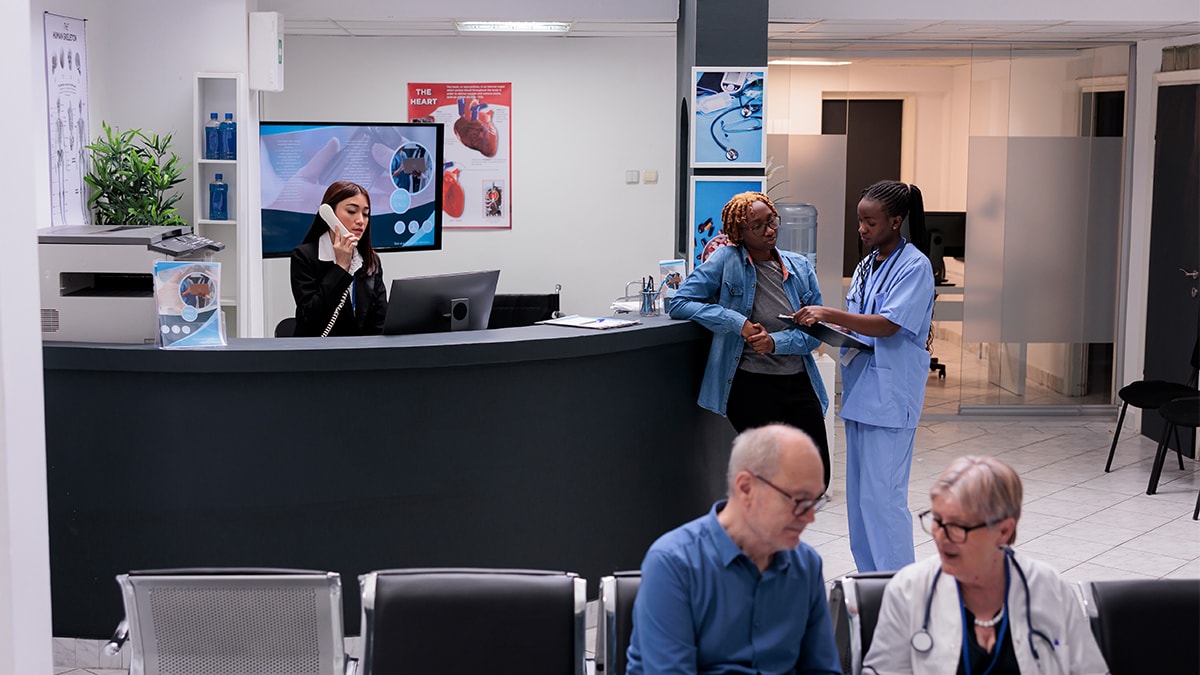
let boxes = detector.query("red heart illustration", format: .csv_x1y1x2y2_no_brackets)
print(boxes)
443,166,464,218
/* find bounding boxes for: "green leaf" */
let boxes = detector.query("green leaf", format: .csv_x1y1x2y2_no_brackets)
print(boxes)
83,120,189,226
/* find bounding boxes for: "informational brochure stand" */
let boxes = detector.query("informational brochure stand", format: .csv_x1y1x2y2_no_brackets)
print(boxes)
153,261,227,348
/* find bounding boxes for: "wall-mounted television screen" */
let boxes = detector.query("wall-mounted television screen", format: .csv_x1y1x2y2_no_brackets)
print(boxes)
259,121,444,257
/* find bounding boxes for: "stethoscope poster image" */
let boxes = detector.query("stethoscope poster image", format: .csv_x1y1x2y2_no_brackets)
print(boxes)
690,176,765,268
691,68,766,168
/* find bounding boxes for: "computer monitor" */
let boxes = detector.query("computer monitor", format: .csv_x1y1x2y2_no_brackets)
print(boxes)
383,270,500,335
924,211,966,286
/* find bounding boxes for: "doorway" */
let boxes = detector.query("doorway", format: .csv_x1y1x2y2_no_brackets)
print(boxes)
1142,82,1200,449
821,99,903,276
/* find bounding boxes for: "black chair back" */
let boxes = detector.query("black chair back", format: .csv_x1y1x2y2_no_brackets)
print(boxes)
359,568,585,675
488,292,560,328
275,317,297,337
1082,578,1200,675
828,572,895,675
597,571,641,674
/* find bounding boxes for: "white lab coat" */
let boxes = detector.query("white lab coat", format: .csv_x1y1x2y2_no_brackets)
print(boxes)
863,552,1109,675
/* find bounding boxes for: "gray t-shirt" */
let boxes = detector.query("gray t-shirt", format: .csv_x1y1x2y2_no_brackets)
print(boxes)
740,257,804,375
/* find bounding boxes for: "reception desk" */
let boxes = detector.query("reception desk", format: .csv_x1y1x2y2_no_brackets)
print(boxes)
43,316,735,637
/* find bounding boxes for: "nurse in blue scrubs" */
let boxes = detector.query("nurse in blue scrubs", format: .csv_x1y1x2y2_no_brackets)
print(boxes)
792,180,935,572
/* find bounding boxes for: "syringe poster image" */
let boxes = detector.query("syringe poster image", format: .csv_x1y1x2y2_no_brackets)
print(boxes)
691,68,766,168
153,261,225,349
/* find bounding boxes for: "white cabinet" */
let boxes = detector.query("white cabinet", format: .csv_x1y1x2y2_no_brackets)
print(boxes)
193,72,262,337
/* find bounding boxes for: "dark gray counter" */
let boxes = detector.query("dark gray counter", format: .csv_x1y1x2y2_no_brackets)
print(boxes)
43,316,735,637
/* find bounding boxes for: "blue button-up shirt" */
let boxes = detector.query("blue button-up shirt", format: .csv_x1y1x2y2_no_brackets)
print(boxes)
626,501,842,675
668,245,827,417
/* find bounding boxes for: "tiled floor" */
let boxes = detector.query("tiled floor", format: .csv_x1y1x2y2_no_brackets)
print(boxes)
52,414,1199,673
806,415,1200,583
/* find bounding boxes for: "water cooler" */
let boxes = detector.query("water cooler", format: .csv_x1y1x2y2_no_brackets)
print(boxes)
776,202,817,265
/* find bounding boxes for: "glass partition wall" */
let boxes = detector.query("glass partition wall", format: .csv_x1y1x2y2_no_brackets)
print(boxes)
766,42,1130,416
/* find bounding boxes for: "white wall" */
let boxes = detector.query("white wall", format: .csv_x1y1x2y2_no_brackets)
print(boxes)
260,35,677,326
767,63,970,211
771,0,1200,22
29,0,251,230
5,2,51,673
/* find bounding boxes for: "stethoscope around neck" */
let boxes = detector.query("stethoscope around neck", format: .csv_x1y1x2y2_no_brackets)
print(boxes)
909,547,1056,663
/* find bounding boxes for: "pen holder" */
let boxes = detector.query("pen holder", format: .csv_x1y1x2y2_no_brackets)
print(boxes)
639,290,659,316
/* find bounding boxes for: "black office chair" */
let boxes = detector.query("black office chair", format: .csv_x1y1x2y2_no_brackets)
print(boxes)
1080,578,1200,675
110,568,352,675
274,317,297,337
827,572,895,675
1145,395,1200,511
1104,338,1198,472
487,286,562,328
358,568,586,675
596,570,641,675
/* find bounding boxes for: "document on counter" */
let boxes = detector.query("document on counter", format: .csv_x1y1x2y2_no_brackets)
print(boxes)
537,314,640,330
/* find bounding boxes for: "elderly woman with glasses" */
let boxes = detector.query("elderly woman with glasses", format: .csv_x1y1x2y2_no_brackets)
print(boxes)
668,191,831,488
863,456,1109,675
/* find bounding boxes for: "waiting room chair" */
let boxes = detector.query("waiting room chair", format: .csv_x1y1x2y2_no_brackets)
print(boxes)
358,567,586,675
112,568,352,675
1105,338,1198,472
595,570,641,675
827,572,895,675
1144,395,1200,517
487,286,562,328
274,317,297,337
1080,578,1200,675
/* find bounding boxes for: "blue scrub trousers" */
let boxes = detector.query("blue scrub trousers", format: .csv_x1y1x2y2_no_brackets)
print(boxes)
845,420,916,572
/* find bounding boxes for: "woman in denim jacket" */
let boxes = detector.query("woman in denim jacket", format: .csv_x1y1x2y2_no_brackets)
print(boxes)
669,192,830,487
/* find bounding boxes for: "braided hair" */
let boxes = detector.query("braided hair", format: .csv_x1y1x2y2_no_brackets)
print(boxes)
852,180,935,351
720,191,778,247
850,180,928,308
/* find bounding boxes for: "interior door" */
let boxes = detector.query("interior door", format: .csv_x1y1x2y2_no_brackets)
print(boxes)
1142,82,1200,448
822,99,903,276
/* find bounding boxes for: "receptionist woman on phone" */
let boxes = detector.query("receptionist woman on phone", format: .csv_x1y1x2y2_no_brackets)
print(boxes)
290,180,388,337
792,180,935,573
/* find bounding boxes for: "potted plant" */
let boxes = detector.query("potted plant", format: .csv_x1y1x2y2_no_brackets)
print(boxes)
84,121,186,226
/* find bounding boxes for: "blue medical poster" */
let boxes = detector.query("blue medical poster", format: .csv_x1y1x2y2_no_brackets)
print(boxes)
689,177,765,268
153,261,226,349
691,68,767,168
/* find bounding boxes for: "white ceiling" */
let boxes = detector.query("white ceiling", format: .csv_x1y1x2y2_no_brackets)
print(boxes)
261,1,1199,46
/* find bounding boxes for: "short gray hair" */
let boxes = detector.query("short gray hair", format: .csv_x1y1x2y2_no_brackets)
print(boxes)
930,455,1023,544
726,425,811,494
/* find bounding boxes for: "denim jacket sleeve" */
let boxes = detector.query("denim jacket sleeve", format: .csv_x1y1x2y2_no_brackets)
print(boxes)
769,252,823,355
667,247,748,335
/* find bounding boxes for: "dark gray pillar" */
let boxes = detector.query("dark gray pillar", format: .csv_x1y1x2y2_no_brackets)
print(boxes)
674,0,769,257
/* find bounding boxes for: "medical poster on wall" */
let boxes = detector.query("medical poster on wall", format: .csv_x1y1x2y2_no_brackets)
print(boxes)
689,176,765,269
44,13,91,227
408,82,511,229
690,68,766,169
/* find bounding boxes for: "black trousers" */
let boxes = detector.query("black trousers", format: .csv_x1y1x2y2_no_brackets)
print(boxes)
725,368,831,489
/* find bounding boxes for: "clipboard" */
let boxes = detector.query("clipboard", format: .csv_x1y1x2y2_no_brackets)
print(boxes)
780,315,873,352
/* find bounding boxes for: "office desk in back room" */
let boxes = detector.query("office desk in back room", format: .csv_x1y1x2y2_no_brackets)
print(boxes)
42,316,735,638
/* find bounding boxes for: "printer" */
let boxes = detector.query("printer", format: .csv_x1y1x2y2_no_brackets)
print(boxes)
39,225,224,344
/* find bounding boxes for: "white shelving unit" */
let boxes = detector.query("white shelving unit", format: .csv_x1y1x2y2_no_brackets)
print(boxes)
193,72,261,337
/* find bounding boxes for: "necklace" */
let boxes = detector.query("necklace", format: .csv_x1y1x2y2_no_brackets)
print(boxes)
974,607,1005,628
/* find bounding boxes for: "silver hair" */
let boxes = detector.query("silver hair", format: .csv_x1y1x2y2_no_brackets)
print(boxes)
930,455,1023,544
726,424,813,494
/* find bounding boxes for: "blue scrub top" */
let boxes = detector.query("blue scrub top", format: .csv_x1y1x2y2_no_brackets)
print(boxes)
840,241,935,429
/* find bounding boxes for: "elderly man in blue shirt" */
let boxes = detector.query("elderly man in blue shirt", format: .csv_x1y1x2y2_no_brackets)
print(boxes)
626,424,842,675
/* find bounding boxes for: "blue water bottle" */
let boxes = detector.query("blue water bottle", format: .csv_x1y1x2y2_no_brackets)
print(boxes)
209,173,228,220
219,112,237,160
204,113,220,159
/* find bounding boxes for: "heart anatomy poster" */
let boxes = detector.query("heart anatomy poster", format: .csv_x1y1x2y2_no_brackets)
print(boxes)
409,82,511,229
